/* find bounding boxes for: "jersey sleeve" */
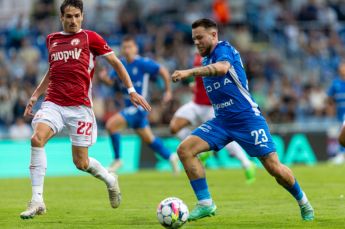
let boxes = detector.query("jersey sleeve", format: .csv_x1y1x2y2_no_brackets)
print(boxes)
87,31,114,57
140,58,160,76
214,45,233,64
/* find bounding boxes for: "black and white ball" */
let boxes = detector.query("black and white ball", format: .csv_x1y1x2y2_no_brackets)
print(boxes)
157,197,189,229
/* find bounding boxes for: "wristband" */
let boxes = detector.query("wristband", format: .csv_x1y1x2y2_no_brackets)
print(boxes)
127,87,136,94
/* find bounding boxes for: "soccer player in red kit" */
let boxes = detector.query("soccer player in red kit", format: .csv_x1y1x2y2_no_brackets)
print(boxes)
170,53,256,183
20,0,151,219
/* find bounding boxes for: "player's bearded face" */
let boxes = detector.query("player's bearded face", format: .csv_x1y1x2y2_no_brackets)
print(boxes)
192,27,215,57
61,6,83,33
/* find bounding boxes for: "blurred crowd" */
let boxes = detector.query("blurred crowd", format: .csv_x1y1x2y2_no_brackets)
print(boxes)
0,0,345,138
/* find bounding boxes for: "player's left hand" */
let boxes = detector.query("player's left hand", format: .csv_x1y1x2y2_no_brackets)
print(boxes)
129,92,151,111
23,96,38,118
172,70,191,82
162,91,172,103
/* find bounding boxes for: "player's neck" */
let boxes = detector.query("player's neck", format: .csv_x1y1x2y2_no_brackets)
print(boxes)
61,29,82,35
125,55,136,63
208,41,218,56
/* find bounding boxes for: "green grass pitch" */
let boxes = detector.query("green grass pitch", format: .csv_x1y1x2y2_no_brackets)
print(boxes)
1,164,344,228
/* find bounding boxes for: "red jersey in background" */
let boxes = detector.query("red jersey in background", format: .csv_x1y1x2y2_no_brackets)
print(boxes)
192,53,212,106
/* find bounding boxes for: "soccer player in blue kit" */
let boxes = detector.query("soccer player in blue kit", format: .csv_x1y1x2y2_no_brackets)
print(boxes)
328,61,345,163
99,36,179,174
171,18,314,221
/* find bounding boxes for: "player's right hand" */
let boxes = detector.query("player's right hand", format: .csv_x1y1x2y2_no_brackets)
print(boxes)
23,97,38,118
129,92,152,111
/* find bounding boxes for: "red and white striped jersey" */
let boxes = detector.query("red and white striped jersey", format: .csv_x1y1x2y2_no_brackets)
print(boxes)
45,29,113,107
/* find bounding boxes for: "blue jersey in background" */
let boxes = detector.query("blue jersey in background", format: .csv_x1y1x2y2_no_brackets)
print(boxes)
327,77,345,122
110,55,160,107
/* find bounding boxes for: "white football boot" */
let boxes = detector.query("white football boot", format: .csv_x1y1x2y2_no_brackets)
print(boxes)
20,201,46,219
108,173,121,208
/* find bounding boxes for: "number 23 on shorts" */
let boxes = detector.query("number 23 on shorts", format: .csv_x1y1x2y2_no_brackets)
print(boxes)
251,129,268,145
77,121,92,136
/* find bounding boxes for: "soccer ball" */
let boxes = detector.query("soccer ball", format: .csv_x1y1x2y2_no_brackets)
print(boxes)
156,197,189,229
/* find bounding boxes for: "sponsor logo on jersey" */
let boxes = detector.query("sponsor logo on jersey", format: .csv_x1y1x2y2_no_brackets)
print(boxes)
71,38,80,46
213,99,234,110
206,77,232,92
51,48,82,62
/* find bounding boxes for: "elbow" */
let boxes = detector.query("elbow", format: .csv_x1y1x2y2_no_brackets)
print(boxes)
218,67,228,76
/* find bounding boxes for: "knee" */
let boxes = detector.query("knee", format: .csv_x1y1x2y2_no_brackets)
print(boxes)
74,158,89,171
105,120,113,133
177,144,192,161
31,134,46,147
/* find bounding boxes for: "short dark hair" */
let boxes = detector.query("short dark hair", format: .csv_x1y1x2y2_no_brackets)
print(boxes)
192,18,218,30
60,0,83,15
122,35,136,43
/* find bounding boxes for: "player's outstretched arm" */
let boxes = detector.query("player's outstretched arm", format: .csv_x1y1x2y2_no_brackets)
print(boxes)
24,70,50,118
172,61,230,82
104,53,151,111
158,66,172,103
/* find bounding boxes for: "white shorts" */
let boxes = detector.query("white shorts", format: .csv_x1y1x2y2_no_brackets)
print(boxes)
32,101,97,147
174,101,214,126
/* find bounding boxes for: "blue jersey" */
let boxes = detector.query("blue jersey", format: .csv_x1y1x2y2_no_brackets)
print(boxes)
328,77,345,121
202,41,260,119
110,55,160,107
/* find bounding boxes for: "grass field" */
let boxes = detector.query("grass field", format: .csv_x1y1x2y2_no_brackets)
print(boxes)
1,164,345,229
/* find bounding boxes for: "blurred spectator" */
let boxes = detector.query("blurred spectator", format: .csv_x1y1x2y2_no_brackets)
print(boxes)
212,0,231,24
9,117,32,139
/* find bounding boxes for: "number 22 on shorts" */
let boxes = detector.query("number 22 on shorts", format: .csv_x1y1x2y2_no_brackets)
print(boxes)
77,121,92,136
251,129,268,145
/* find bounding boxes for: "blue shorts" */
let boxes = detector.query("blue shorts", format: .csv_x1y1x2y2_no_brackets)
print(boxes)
120,106,149,129
191,114,276,157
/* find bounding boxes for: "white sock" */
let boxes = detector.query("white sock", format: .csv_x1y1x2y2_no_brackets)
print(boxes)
176,127,192,141
169,153,178,161
298,192,309,206
225,141,251,169
30,147,47,203
86,157,115,188
198,199,213,206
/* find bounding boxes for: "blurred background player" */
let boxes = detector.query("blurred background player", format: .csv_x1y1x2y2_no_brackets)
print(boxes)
170,52,256,183
98,35,179,174
328,60,345,164
172,18,314,222
20,0,151,219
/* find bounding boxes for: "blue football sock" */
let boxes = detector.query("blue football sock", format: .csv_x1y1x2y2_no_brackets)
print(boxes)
149,137,171,160
190,178,212,202
110,133,121,160
286,178,304,201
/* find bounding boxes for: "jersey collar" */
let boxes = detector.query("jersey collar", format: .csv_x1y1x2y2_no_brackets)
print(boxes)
60,29,83,35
